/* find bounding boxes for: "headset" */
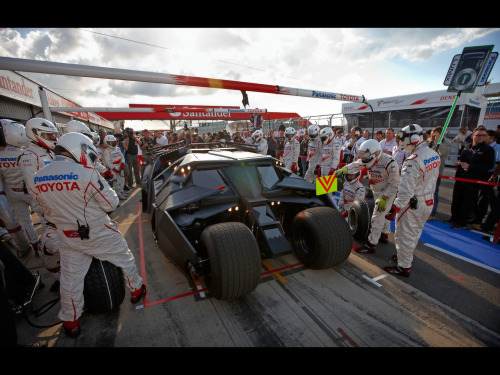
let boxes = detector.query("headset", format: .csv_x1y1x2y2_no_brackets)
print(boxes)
397,124,422,145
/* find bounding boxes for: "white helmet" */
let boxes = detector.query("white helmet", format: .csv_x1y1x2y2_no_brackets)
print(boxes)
307,124,320,139
55,132,98,168
25,118,60,150
66,120,93,139
0,119,30,147
284,127,296,141
104,134,117,148
319,127,334,145
252,129,263,142
91,131,100,146
346,171,361,185
397,124,423,153
357,139,382,168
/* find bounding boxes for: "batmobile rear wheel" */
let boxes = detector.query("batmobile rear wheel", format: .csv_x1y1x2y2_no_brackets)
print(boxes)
83,258,125,314
348,199,375,242
291,206,352,269
200,222,261,300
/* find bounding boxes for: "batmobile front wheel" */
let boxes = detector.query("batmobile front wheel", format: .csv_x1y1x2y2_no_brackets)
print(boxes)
200,222,261,300
348,199,375,242
83,258,125,314
292,206,352,269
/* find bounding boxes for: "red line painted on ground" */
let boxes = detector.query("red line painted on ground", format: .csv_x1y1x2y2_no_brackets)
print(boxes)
337,327,359,347
143,261,304,307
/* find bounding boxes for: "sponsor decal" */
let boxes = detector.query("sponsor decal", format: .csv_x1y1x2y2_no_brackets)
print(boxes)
423,155,439,165
0,74,34,99
0,157,17,168
440,95,456,101
411,98,429,105
312,90,337,99
34,172,79,185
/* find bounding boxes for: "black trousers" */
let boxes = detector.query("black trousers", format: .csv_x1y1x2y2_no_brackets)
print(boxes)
473,172,495,223
451,180,480,226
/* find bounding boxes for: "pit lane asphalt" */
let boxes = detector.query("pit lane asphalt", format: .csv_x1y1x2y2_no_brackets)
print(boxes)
11,166,500,348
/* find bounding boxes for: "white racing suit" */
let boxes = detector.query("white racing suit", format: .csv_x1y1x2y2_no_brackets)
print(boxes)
31,155,143,323
18,143,54,236
283,138,300,173
338,178,366,215
0,144,40,250
102,146,126,199
38,223,60,277
304,137,323,183
346,153,400,245
393,142,440,268
253,138,268,155
320,141,341,177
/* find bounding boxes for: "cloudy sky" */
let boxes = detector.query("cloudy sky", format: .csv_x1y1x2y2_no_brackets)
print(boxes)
1,28,500,130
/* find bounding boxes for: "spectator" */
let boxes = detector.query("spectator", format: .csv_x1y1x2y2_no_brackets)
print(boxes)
116,133,130,190
392,137,408,171
232,131,243,143
296,125,304,138
334,128,346,146
278,122,286,133
191,132,203,147
471,129,500,226
447,126,495,229
452,127,472,155
476,148,500,234
375,130,384,142
427,126,452,221
341,134,352,164
380,128,397,155
171,132,179,144
252,113,264,131
275,127,286,160
298,132,309,177
137,133,144,167
363,130,370,139
267,130,277,157
346,126,366,163
153,130,169,147
140,129,156,154
123,127,142,188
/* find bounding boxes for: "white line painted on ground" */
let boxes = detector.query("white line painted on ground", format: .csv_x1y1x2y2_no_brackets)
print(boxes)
362,275,383,287
424,243,500,274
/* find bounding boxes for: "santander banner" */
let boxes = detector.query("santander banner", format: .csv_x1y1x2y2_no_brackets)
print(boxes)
0,70,112,127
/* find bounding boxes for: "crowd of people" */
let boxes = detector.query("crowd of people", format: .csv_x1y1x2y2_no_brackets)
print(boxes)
2,115,499,338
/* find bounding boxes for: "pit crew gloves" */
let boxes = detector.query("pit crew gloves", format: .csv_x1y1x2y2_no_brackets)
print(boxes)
385,204,400,221
375,195,389,212
334,166,348,176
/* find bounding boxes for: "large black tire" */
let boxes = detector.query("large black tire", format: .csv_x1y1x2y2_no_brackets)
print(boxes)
291,206,352,269
348,199,375,242
200,222,261,300
83,258,125,314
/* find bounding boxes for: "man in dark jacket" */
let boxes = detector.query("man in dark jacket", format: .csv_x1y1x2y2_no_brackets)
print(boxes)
448,126,495,229
123,127,142,188
298,133,309,177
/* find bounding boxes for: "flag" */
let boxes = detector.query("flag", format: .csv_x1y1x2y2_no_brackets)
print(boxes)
241,90,249,108
316,175,337,195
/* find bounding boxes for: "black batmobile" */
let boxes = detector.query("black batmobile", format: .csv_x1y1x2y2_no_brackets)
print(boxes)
141,142,352,299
